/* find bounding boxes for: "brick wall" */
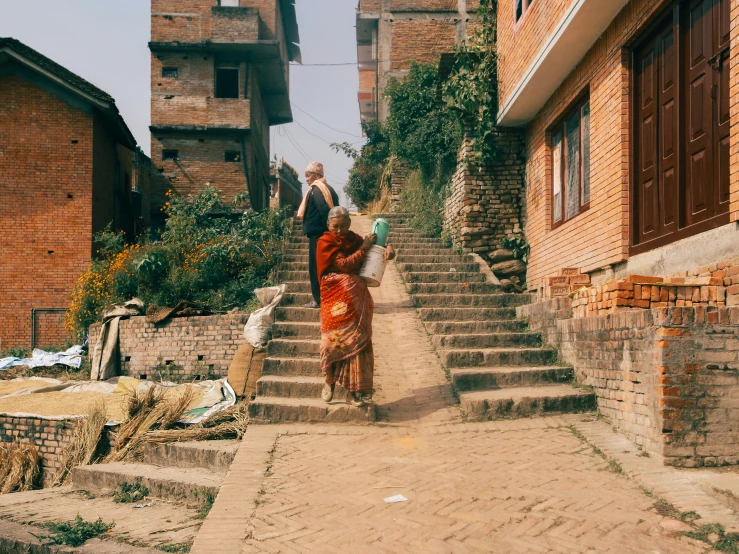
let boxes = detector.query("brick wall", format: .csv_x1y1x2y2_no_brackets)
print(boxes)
88,313,249,382
390,19,458,70
0,415,77,487
520,299,739,467
359,0,382,11
443,127,526,272
0,76,93,349
389,0,460,11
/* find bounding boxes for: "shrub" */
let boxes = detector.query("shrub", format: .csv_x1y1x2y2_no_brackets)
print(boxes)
37,515,114,547
400,170,445,238
344,121,390,209
66,187,287,340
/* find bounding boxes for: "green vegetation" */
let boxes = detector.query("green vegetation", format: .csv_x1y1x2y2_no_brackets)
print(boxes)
652,498,701,523
113,481,149,504
192,488,215,520
37,515,114,547
158,542,193,553
66,187,287,339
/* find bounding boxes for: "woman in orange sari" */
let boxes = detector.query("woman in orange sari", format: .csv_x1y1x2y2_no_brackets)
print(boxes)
316,207,395,407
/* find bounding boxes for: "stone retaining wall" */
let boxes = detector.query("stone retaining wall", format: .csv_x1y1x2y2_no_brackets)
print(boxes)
0,415,77,487
520,301,739,467
89,313,249,382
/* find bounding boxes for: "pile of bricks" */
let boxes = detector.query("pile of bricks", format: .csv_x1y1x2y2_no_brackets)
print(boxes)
571,275,728,319
670,257,739,307
538,268,590,300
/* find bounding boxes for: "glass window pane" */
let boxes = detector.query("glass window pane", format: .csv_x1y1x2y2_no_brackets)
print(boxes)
516,0,523,21
552,132,562,223
565,110,580,220
581,101,590,206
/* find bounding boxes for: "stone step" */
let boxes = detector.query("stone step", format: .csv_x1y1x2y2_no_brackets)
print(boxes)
459,385,597,421
282,292,314,306
396,254,472,264
262,356,321,376
284,255,310,263
391,239,442,245
425,320,527,334
406,282,501,295
284,281,312,293
399,262,480,273
450,366,574,391
256,375,350,400
440,347,558,368
432,332,542,349
267,338,319,358
141,440,238,475
412,294,530,308
249,396,375,424
404,271,486,284
276,270,310,281
276,307,320,323
417,307,518,321
281,262,309,271
273,321,321,339
72,462,222,502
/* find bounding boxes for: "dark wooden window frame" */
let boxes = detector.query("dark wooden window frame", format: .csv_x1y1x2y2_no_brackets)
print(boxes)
515,0,535,23
549,91,591,230
629,0,731,256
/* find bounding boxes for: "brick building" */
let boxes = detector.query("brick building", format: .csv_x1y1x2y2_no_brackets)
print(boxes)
356,0,478,123
269,159,302,211
149,0,301,216
0,38,150,350
495,0,738,290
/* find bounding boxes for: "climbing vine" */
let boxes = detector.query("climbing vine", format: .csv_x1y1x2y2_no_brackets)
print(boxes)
442,0,500,166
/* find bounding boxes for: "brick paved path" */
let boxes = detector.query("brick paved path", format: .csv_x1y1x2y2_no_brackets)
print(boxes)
192,216,725,553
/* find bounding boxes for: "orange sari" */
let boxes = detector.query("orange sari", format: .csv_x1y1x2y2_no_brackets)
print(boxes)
316,231,374,394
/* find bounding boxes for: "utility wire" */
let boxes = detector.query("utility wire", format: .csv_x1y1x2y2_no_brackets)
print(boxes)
291,102,365,138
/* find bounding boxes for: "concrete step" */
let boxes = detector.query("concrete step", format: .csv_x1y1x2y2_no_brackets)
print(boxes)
440,347,558,368
399,262,480,273
425,320,527,334
256,375,350,400
417,307,518,321
450,366,574,391
72,462,222,502
276,307,320,322
141,440,238,475
267,338,319,358
284,255,310,263
406,282,501,295
284,281,312,293
276,270,310,281
392,239,443,246
432,332,542,349
281,262,309,271
413,294,530,308
404,271,486,284
396,254,472,264
262,356,321,376
459,385,597,421
282,292,314,306
249,397,375,424
273,321,321,339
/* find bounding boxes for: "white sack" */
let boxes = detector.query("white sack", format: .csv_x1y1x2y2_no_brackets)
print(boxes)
244,285,287,348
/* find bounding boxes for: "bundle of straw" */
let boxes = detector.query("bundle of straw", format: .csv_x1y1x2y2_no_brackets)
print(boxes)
141,402,249,445
0,442,39,493
104,385,197,463
53,402,107,487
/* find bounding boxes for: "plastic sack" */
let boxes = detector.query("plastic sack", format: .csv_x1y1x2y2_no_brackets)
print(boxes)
244,284,287,348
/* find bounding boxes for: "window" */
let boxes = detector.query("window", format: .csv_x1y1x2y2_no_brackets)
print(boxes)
162,67,178,78
219,0,239,6
215,65,239,98
515,0,534,22
162,149,178,161
632,1,730,251
225,151,241,162
551,96,590,227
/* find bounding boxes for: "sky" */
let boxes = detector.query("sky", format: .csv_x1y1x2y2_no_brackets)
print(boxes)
0,0,363,207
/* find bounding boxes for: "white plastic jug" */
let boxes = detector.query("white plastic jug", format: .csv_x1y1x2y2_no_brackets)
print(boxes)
359,245,387,287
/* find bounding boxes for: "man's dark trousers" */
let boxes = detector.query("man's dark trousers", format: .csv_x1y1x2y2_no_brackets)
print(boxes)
308,232,322,305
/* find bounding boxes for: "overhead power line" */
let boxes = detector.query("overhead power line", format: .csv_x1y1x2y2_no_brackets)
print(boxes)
290,102,365,139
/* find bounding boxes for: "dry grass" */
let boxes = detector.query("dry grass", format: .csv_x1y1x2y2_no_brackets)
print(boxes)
0,442,39,493
104,385,198,463
366,155,395,215
53,402,107,487
140,402,249,445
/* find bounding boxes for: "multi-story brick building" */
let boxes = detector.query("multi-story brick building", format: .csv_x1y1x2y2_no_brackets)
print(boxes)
149,0,300,215
269,159,302,211
0,38,150,350
356,0,478,123
496,0,738,290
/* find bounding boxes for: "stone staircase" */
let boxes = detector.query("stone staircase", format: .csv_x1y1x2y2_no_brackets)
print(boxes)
377,213,597,421
72,440,238,502
248,220,375,423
